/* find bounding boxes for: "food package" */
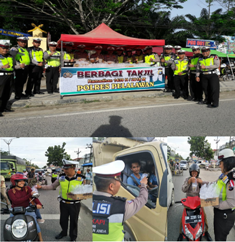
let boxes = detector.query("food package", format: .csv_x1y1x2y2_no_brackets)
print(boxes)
199,182,220,207
67,184,92,200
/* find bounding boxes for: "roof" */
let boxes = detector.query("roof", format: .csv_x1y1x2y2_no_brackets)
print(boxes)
59,23,165,48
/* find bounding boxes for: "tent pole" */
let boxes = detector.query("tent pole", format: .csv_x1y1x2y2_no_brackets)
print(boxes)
227,54,234,80
61,40,64,67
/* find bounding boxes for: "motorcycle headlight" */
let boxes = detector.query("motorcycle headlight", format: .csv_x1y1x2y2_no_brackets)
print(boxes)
195,225,203,240
184,225,193,240
12,219,27,238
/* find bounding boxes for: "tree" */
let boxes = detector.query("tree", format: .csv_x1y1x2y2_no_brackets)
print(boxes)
188,136,214,160
0,150,9,156
45,142,71,167
215,0,235,11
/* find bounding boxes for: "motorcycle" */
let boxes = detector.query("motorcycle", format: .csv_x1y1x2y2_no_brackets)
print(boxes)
176,196,206,241
3,193,40,241
37,173,47,185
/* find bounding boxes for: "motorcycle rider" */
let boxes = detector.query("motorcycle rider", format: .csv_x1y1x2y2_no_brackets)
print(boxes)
177,164,212,241
7,174,43,241
213,149,235,241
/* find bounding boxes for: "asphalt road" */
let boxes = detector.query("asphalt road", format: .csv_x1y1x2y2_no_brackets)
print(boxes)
0,98,235,137
167,164,235,241
0,176,92,241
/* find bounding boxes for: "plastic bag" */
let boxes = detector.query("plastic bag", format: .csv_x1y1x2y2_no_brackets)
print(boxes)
199,182,220,199
70,184,93,194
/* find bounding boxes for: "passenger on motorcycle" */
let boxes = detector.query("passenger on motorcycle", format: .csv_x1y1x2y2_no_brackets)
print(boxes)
178,164,212,241
7,174,43,241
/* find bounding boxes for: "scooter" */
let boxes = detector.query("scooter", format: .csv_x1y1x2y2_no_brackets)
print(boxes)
176,196,206,241
37,173,47,185
3,194,40,241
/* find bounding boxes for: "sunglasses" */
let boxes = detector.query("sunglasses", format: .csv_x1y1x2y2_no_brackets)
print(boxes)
1,46,9,49
202,50,209,52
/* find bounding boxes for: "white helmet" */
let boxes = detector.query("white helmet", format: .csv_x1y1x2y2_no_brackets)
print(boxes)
218,149,235,160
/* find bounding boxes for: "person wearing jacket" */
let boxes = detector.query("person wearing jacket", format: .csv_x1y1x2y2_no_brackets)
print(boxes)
8,174,43,241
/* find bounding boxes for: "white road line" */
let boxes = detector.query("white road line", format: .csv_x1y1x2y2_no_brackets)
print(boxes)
0,214,81,220
2,98,235,122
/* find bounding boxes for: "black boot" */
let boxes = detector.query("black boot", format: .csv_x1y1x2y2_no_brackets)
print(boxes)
55,232,67,240
177,233,183,241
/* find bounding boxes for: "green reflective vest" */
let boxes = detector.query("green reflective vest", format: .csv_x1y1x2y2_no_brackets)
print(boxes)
16,47,30,65
162,55,171,67
52,173,58,178
199,56,215,72
136,54,144,61
117,55,124,63
0,55,13,71
174,59,188,75
63,52,74,60
31,49,43,63
126,56,133,64
217,179,235,210
190,56,200,71
59,175,83,201
46,51,61,67
145,54,155,65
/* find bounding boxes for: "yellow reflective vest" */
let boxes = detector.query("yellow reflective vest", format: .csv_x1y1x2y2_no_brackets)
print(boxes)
199,55,216,72
63,52,74,61
174,59,188,75
117,55,124,63
0,55,13,71
31,49,44,63
15,47,31,65
145,54,155,65
46,51,61,67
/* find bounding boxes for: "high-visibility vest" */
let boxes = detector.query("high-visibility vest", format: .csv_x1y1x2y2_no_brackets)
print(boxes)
190,56,200,71
16,47,31,65
52,173,58,178
0,55,13,71
217,179,235,210
199,56,216,72
93,195,126,241
145,54,155,65
117,55,124,63
31,49,44,62
174,59,188,75
161,54,172,67
126,56,133,64
135,54,144,61
46,51,61,67
58,175,83,201
63,52,74,61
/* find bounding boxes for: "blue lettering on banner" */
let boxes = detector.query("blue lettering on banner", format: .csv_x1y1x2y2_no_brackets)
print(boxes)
92,203,111,215
0,28,30,37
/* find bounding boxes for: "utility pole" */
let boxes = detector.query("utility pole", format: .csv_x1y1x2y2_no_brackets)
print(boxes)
3,139,13,155
86,144,93,163
74,148,81,158
214,137,220,157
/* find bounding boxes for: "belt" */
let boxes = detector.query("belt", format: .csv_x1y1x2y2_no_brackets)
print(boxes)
214,207,235,214
0,72,13,75
61,199,80,205
201,71,217,75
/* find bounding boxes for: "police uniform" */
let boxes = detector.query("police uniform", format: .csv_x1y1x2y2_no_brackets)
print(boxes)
160,45,175,91
44,41,61,94
74,44,88,60
144,46,160,65
124,49,134,64
196,46,220,107
26,38,44,96
214,149,235,241
116,47,125,63
51,171,58,183
171,50,189,99
40,160,85,241
174,46,182,58
92,160,148,241
0,41,14,116
10,37,31,99
63,42,75,67
189,46,202,102
105,47,117,63
133,48,144,63
90,46,105,63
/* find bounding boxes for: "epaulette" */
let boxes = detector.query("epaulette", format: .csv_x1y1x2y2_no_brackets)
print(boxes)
10,46,18,51
114,196,127,201
59,173,66,177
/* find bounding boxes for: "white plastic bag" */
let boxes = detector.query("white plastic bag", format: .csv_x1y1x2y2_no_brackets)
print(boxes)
70,184,92,194
199,182,220,199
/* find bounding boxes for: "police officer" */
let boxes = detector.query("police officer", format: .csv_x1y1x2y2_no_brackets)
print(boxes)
189,46,203,102
0,40,14,116
37,159,86,241
116,47,125,63
160,45,175,92
196,46,220,108
90,46,105,63
10,37,31,99
171,49,189,99
63,42,75,67
213,149,235,241
124,49,134,63
144,46,160,65
26,38,44,96
74,44,88,60
105,47,117,63
44,41,61,94
51,170,58,183
174,46,182,58
92,160,148,241
134,48,144,63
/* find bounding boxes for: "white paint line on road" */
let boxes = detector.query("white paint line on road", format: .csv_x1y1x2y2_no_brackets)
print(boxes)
2,98,235,122
1,214,81,220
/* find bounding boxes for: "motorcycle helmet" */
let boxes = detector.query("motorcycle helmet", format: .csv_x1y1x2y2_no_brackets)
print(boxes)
189,163,200,178
10,174,28,187
23,169,26,172
218,148,235,172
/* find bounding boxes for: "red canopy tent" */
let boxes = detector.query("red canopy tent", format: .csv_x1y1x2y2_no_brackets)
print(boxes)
58,23,165,49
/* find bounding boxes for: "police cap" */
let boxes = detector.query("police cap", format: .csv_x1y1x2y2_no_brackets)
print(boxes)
95,45,102,49
107,46,115,50
126,48,132,52
93,160,125,178
62,159,78,169
17,37,29,41
116,47,124,51
218,149,235,160
145,46,153,50
33,38,42,43
174,45,182,49
201,46,210,51
77,44,86,48
164,45,173,49
177,49,185,54
192,46,200,50
0,40,11,48
49,41,58,46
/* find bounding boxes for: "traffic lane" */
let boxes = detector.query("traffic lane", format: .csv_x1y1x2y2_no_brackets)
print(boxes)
168,168,235,241
1,99,235,137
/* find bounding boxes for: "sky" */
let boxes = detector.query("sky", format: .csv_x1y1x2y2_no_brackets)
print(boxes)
0,138,92,168
171,0,222,18
167,136,231,159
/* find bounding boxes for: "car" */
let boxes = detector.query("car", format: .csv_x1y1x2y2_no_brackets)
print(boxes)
180,160,188,170
93,137,168,241
35,169,45,176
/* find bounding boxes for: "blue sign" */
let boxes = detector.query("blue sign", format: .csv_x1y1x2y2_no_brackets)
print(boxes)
0,28,30,38
186,38,216,49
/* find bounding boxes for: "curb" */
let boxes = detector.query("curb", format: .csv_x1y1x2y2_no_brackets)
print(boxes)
81,200,92,215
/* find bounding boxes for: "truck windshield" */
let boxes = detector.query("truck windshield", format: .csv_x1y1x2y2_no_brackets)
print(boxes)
0,162,9,170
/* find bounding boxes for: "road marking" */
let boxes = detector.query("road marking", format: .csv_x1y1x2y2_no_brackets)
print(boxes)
1,214,81,220
2,98,235,121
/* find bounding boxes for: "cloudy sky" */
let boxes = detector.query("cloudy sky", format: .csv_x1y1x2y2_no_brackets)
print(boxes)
167,136,231,159
171,0,222,18
0,138,92,168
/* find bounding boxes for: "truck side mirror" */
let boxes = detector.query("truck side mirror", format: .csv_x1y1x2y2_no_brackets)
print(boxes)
159,168,167,207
